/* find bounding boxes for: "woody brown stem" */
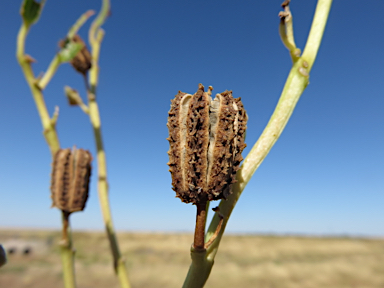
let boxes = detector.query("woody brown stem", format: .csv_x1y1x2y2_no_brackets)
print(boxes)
61,211,71,246
193,199,208,250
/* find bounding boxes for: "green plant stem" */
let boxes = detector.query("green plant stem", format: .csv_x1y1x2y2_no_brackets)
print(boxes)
279,2,301,62
60,246,76,288
301,0,333,72
60,211,76,288
88,92,130,288
17,24,60,154
86,1,131,287
182,0,332,287
39,56,61,90
17,21,76,288
68,10,95,39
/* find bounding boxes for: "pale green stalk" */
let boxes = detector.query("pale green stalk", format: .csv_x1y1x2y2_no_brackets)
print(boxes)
182,1,333,287
60,246,76,288
86,1,131,287
17,18,76,288
279,2,301,62
16,3,95,287
60,212,76,288
16,24,60,154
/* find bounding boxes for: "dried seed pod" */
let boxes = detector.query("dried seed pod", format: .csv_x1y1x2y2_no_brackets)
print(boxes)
50,148,92,213
167,84,247,204
59,34,92,75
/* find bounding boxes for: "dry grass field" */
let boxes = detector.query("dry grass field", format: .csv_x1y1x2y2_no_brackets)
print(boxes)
1,229,384,288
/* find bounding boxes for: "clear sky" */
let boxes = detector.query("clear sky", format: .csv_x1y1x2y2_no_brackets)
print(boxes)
0,1,383,236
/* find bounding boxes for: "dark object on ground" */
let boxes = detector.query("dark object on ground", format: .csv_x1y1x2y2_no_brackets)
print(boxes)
23,247,32,255
7,247,16,255
0,245,6,267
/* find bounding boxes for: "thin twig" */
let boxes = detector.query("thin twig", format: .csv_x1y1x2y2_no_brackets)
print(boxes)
204,207,224,249
193,199,208,250
86,1,131,287
61,211,70,246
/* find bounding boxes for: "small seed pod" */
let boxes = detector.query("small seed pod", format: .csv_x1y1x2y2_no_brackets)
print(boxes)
167,84,247,204
59,34,92,75
50,148,92,213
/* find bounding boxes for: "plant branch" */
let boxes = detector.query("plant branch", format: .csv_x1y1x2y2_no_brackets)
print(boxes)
204,207,224,249
17,22,60,155
301,0,333,72
183,0,333,287
17,4,76,287
279,0,301,62
89,0,109,45
86,1,131,287
59,211,76,288
68,10,95,39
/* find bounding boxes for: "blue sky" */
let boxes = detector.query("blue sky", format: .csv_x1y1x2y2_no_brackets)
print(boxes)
0,1,383,236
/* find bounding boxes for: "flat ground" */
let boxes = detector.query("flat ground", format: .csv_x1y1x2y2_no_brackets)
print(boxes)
1,229,384,288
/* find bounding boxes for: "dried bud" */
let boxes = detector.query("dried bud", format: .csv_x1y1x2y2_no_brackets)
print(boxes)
59,35,92,75
50,148,92,213
167,84,247,204
64,86,83,106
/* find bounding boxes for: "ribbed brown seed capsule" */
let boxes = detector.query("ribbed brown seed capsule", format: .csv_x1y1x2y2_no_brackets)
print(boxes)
167,84,247,204
59,34,92,75
50,148,92,213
